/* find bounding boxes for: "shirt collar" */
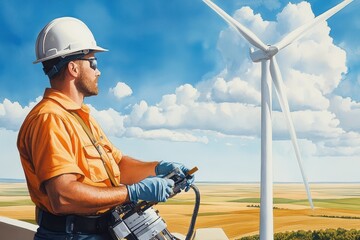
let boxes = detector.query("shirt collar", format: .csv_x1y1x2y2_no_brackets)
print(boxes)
43,88,90,114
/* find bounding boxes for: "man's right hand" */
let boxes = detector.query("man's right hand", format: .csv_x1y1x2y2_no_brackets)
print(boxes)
126,177,174,203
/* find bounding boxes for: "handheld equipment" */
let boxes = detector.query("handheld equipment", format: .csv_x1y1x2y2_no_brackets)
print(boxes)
109,167,199,240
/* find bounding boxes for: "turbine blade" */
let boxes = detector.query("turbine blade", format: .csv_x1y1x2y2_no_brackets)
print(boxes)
269,57,314,209
203,0,268,51
275,0,353,51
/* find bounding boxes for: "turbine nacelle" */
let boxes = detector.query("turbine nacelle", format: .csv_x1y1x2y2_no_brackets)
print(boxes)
250,46,279,62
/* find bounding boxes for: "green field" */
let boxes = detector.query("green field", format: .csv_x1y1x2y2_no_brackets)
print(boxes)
1,183,360,239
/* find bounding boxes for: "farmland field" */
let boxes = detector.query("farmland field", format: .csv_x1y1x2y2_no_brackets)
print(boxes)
0,182,359,239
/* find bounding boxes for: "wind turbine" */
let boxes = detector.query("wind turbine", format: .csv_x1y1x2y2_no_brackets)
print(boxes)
203,0,353,239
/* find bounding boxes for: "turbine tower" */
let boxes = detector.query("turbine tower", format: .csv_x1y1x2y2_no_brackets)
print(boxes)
203,0,353,239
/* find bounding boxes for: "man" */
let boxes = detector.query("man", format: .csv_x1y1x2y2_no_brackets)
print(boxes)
17,17,193,240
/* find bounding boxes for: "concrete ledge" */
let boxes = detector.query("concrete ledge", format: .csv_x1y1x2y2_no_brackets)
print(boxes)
0,217,230,240
0,216,37,240
193,228,229,240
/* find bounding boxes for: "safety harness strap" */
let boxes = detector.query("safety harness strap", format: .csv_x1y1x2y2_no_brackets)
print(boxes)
71,111,119,187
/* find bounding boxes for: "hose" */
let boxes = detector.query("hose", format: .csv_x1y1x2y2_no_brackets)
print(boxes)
185,184,200,240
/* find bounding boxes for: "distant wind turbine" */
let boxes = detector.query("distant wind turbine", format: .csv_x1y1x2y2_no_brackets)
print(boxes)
203,0,353,239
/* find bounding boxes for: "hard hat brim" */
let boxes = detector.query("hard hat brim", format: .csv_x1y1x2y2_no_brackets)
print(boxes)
33,46,108,64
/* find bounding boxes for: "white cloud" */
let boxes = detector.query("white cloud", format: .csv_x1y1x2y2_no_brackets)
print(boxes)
272,109,343,140
316,131,360,156
0,97,41,131
210,77,261,104
276,2,315,36
118,1,354,157
281,69,330,111
329,96,360,132
109,82,133,99
125,84,261,135
1,1,357,157
124,127,208,143
88,105,126,138
89,97,209,144
175,84,199,105
220,2,346,106
198,1,350,156
125,100,168,128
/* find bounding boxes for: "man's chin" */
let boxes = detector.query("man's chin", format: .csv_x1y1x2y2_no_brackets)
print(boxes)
84,90,99,97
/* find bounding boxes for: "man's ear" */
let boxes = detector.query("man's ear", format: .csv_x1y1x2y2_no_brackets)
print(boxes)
67,61,80,78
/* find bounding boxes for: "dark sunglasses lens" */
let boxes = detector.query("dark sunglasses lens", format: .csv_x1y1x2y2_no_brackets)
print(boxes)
90,59,97,70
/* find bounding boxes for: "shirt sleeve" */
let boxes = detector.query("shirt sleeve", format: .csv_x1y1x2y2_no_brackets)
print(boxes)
30,113,84,185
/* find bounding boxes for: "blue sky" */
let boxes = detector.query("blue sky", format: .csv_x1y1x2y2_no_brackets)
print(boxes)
0,0,359,183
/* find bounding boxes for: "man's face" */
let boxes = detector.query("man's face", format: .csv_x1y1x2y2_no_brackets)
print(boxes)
75,53,100,97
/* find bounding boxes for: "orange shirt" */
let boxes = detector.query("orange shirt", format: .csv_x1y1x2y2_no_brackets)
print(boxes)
17,88,122,213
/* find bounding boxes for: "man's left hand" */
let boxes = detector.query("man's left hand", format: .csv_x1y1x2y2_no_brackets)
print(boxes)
155,161,195,191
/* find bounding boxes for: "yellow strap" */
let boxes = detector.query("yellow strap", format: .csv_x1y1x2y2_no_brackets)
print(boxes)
71,112,119,187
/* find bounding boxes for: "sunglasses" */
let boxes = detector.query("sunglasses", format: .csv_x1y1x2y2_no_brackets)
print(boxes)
77,57,97,70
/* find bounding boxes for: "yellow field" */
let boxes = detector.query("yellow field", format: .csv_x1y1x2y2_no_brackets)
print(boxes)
1,183,360,240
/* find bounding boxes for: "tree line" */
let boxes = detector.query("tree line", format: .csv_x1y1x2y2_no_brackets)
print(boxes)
239,228,360,240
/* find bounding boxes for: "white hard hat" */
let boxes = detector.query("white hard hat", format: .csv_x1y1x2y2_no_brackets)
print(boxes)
34,17,108,64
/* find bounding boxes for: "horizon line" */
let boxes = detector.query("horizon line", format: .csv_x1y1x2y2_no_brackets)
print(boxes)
1,178,359,184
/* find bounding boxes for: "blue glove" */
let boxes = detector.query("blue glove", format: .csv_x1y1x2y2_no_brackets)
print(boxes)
127,177,174,203
155,161,190,177
155,161,195,192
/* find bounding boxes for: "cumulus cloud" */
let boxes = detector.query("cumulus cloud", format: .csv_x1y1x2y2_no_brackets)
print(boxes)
329,96,360,132
97,2,357,155
124,127,209,143
88,105,126,138
217,2,346,108
109,82,133,99
210,77,261,104
87,99,208,144
193,1,350,155
272,109,343,140
316,131,360,156
0,97,41,131
2,2,357,157
116,1,355,156
125,84,261,136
